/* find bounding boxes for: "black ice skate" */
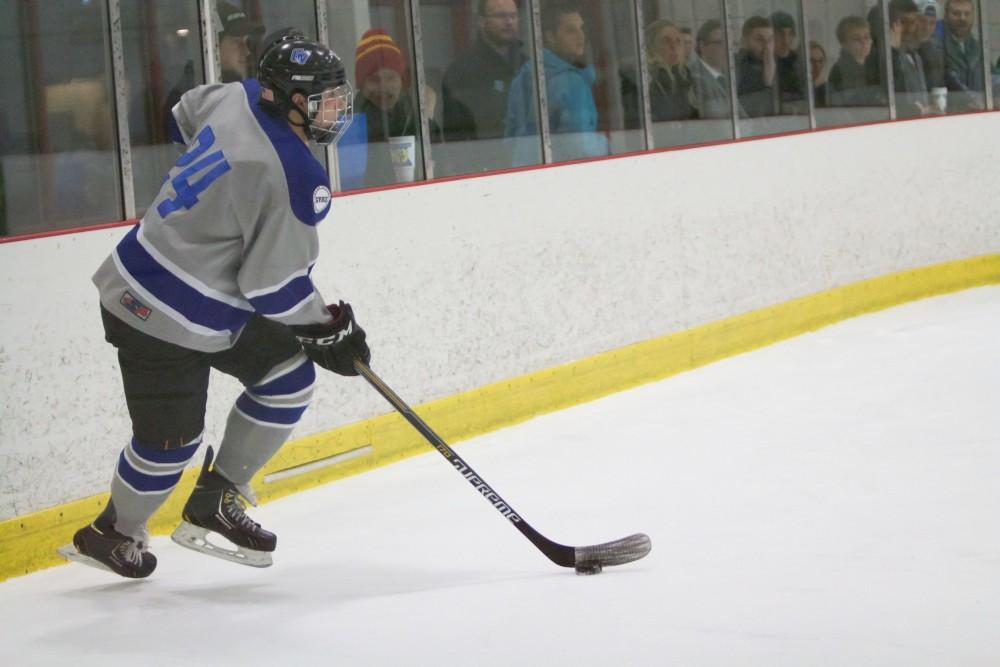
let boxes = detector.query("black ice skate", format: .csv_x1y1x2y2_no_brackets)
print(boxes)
170,447,275,568
57,502,157,579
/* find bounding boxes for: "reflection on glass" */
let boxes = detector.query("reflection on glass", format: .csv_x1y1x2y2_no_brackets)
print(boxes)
804,0,890,127
327,1,429,190
122,1,206,216
729,1,810,137
424,0,539,176
633,1,734,148
0,0,121,237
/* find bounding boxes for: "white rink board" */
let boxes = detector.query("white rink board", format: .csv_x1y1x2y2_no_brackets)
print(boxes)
1,113,999,518
1,288,999,665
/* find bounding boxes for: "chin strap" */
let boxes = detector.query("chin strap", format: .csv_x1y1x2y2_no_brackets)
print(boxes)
262,84,314,138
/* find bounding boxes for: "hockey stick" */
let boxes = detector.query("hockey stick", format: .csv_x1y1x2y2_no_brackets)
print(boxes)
353,359,651,574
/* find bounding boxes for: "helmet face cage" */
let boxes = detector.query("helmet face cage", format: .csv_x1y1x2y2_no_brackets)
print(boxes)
305,83,354,145
256,29,352,145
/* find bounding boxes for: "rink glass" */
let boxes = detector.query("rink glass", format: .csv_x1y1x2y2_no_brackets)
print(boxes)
639,0,736,147
0,0,122,237
326,0,428,191
4,0,1000,239
120,1,206,218
726,0,811,137
801,0,891,127
417,0,544,177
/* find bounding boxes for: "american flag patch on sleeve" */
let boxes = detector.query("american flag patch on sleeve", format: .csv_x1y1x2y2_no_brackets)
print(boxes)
120,291,152,321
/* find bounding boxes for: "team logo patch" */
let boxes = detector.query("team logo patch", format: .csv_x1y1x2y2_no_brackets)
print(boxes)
290,48,311,65
120,291,152,321
313,186,332,214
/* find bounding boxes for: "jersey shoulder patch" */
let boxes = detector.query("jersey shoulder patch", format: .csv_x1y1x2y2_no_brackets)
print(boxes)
240,79,332,226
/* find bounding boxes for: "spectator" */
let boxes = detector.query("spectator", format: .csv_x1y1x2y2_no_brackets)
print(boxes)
895,0,932,116
353,29,439,187
939,0,985,111
215,2,264,82
689,19,737,119
829,15,884,107
770,11,808,108
916,0,945,88
736,16,777,118
644,20,698,121
506,1,608,163
680,26,695,66
869,1,930,117
441,0,526,153
163,3,263,135
809,40,829,107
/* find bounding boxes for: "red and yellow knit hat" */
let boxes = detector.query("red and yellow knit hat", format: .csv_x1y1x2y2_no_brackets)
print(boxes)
355,28,407,83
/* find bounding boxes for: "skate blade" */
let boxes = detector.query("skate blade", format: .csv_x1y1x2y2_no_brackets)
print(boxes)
57,544,115,575
170,522,273,568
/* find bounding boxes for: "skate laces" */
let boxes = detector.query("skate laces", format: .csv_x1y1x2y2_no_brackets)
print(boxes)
114,539,145,566
223,489,262,532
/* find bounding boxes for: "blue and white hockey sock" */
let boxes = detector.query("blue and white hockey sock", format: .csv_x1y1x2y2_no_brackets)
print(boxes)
110,434,202,542
213,352,316,487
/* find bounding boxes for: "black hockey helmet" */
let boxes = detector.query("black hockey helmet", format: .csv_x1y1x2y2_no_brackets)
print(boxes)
257,28,353,145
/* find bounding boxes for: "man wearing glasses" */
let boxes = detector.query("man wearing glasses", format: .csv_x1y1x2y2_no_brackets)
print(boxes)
442,0,527,171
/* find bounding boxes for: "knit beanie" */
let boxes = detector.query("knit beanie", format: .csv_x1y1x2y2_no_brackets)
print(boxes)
355,29,407,83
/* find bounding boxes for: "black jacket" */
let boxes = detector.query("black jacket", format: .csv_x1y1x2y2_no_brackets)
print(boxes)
442,37,526,142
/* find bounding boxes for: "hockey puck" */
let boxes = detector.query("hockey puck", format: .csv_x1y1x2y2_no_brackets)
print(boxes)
575,562,603,576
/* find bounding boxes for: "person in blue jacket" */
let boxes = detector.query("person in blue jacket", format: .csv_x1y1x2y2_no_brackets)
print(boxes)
506,1,609,165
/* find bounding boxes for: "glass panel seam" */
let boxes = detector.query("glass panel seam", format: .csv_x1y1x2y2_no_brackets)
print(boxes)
880,0,897,120
107,0,134,219
979,0,994,109
406,0,434,180
316,0,342,191
799,0,817,130
201,0,220,84
723,0,742,139
528,0,553,162
632,0,654,150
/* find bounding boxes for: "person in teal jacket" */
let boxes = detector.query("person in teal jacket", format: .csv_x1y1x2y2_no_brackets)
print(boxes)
505,2,609,165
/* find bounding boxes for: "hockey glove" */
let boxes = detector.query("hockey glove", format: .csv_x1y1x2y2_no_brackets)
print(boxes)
291,301,370,376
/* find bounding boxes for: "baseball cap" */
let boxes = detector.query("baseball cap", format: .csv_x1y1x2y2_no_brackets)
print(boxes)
916,0,939,18
217,2,264,38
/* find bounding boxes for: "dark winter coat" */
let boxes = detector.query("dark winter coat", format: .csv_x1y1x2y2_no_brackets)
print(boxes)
442,37,526,142
829,52,886,107
647,63,698,122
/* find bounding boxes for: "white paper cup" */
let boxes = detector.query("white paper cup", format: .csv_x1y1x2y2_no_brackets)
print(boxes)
930,87,948,114
389,135,417,183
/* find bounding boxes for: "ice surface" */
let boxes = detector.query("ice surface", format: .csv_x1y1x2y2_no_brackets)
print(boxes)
2,287,998,666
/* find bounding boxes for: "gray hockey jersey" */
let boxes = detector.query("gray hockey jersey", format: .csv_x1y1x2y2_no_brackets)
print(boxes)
93,79,334,352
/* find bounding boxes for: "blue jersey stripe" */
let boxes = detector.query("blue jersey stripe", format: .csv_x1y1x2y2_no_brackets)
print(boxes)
252,359,315,397
248,275,317,315
117,452,184,493
116,226,252,333
236,393,309,426
130,436,201,465
241,78,330,226
167,109,185,145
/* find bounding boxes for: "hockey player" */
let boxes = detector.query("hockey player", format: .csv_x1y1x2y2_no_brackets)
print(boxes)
59,29,369,578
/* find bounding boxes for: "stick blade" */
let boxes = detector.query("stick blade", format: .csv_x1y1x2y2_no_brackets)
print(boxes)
574,533,651,569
